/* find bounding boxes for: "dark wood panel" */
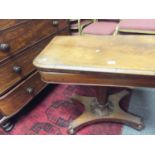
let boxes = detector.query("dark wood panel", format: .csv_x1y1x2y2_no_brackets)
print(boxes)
58,27,71,35
0,71,46,117
40,71,155,88
0,36,53,96
0,19,70,125
57,19,69,30
0,20,57,63
0,19,28,31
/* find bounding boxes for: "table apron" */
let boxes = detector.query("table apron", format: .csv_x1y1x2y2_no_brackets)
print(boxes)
39,71,155,88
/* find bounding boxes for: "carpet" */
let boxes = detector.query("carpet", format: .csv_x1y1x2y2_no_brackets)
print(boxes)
0,84,152,135
122,88,155,134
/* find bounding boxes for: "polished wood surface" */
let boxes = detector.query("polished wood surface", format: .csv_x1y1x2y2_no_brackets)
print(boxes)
40,71,155,88
0,20,68,63
0,19,28,31
34,35,154,133
58,27,70,36
0,36,53,96
34,35,155,76
0,71,46,117
57,20,69,31
0,19,70,128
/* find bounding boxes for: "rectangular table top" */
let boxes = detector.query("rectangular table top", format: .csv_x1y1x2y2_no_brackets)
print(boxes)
33,35,155,76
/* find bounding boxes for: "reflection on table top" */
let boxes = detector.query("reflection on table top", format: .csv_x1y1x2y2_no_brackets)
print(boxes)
33,35,155,76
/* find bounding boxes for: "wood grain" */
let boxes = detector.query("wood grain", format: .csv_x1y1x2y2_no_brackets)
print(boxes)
0,71,46,117
57,20,69,31
40,71,155,88
0,20,68,63
33,35,155,76
0,19,28,31
0,35,54,96
0,19,70,125
58,27,71,36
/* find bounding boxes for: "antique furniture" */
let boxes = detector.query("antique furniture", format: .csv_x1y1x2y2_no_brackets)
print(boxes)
118,19,155,34
33,35,155,134
82,21,118,35
0,19,70,131
69,19,94,35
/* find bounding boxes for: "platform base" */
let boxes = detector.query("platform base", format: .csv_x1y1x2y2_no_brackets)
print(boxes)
68,90,144,134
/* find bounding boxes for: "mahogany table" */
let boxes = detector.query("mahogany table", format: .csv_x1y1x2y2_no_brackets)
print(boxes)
33,35,155,134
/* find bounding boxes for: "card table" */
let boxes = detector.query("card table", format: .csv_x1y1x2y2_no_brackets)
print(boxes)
33,35,155,134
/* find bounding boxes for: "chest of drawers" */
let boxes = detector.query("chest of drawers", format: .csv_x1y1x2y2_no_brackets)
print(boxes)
0,19,70,131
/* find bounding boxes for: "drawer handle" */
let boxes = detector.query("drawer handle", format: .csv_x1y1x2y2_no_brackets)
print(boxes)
52,20,59,26
26,87,34,94
12,66,22,73
0,43,10,52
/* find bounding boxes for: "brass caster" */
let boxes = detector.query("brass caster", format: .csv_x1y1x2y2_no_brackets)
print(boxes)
1,121,14,132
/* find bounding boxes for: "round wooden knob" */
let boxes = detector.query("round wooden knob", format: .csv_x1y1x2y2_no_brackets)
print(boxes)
0,43,10,52
26,87,33,94
12,66,22,73
52,20,59,26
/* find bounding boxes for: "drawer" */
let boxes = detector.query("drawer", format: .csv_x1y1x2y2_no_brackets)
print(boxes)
0,19,28,31
0,36,53,96
0,71,46,117
0,19,58,63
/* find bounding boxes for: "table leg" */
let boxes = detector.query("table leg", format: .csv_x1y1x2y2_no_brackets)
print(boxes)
68,88,144,134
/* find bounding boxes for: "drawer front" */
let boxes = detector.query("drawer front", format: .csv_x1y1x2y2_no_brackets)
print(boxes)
0,36,53,96
0,19,28,31
0,19,58,63
0,72,46,117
